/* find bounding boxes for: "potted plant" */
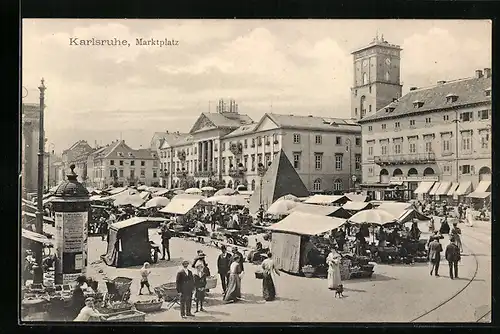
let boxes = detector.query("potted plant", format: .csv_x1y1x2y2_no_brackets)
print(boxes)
302,265,315,278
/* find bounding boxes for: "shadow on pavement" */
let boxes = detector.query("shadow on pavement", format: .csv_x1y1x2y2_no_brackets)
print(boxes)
347,274,397,283
344,287,367,293
238,293,266,304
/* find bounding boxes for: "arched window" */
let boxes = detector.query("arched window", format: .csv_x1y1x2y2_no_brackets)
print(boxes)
423,167,435,176
363,72,368,85
408,168,418,176
333,179,343,191
393,168,403,176
360,96,367,117
313,178,322,191
479,166,491,181
251,179,256,191
379,168,390,184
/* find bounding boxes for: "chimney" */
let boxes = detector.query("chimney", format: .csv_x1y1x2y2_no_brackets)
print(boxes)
409,87,418,91
166,130,169,134
484,68,491,78
475,69,483,78
437,80,446,85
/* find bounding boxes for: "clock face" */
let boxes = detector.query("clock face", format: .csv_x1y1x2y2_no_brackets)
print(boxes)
385,58,391,65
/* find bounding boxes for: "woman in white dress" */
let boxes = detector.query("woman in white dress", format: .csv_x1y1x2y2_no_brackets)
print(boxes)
261,253,280,301
326,248,342,290
465,206,474,227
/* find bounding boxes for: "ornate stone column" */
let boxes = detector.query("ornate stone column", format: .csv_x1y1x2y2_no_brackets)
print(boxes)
208,140,213,172
201,141,206,172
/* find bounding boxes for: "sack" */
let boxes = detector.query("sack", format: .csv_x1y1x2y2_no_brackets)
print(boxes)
255,271,264,279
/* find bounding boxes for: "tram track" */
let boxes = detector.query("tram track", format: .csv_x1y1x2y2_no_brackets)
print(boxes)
409,231,490,323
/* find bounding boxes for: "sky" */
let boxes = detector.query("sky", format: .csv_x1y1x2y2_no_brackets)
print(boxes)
22,19,491,153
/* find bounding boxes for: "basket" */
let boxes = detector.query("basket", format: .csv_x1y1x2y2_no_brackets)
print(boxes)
255,271,264,279
206,276,217,289
96,310,146,322
154,283,178,300
134,300,163,313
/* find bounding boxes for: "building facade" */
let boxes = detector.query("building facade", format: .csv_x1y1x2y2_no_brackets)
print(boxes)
359,68,492,197
154,100,362,194
87,140,160,188
21,103,41,198
61,140,94,182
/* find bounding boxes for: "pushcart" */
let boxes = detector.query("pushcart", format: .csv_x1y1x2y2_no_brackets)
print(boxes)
103,277,133,307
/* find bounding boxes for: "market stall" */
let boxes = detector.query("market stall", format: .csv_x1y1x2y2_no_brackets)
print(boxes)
287,203,351,219
304,195,349,206
342,201,373,214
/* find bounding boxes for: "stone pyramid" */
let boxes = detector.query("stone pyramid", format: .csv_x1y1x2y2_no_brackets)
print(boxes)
248,149,309,214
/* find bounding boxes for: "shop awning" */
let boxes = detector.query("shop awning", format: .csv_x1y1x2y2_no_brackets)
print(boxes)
475,180,491,193
414,181,435,194
435,182,452,196
428,182,441,196
455,181,472,196
267,212,346,236
447,183,460,196
466,192,491,199
159,197,201,215
22,228,54,246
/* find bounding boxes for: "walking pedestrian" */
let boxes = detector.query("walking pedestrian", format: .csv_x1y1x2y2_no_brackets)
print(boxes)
445,237,461,280
261,253,280,301
326,248,342,289
231,247,245,273
428,236,443,276
138,262,152,295
176,260,195,318
159,223,171,261
217,245,231,294
450,222,463,253
223,255,242,303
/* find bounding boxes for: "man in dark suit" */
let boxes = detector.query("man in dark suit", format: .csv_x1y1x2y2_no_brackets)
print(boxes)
176,260,195,318
217,245,232,294
231,246,244,273
428,236,443,276
159,223,172,261
445,237,461,279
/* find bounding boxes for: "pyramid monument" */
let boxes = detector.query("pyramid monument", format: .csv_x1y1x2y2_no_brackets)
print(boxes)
248,149,309,214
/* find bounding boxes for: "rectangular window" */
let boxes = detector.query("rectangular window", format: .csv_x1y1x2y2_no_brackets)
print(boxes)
244,155,248,168
336,136,342,145
381,146,387,155
368,146,374,156
153,169,157,178
258,154,262,164
480,130,490,149
130,169,135,178
368,167,374,176
355,108,358,116
461,165,471,174
443,165,451,175
394,144,401,155
460,112,473,122
355,137,361,146
315,135,322,145
293,134,301,144
228,157,234,169
369,105,372,113
251,154,256,170
425,117,432,124
265,153,271,166
110,170,113,177
443,115,449,121
381,124,387,130
141,161,145,166
442,139,451,153
368,126,373,132
409,120,415,127
110,160,115,166
425,142,433,153
395,122,400,129
409,143,416,154
140,169,145,177
251,138,255,147
244,139,248,148
119,169,124,177
315,153,322,170
130,160,135,166
119,160,124,166
355,154,361,171
293,153,301,169
335,154,343,171
257,137,262,146
478,110,489,120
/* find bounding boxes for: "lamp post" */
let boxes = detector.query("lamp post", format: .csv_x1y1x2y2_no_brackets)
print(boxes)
34,78,46,284
346,138,352,192
257,163,266,208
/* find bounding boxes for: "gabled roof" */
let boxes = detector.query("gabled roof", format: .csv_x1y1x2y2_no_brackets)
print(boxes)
159,133,192,149
259,113,360,133
190,112,254,133
63,140,92,154
94,141,158,160
248,149,309,214
359,76,492,123
223,124,258,138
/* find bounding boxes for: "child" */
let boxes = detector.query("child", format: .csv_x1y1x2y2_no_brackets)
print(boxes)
139,262,152,295
193,263,207,312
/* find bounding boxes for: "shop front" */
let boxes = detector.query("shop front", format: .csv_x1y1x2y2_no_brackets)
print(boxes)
392,176,438,201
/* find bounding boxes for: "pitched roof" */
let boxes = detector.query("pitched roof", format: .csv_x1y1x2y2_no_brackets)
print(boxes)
265,113,360,133
93,141,158,160
359,76,492,123
160,133,193,149
223,124,258,138
248,149,309,214
190,112,254,133
267,212,345,236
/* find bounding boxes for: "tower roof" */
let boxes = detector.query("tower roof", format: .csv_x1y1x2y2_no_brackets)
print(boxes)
351,34,402,54
248,150,309,214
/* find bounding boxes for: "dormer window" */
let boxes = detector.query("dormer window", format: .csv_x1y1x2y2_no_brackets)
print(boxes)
117,152,123,157
385,107,395,113
446,93,458,103
128,152,133,157
412,100,424,108
485,87,491,97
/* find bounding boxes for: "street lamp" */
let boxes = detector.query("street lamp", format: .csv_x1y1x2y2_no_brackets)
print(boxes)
34,78,46,284
346,138,352,192
257,163,266,208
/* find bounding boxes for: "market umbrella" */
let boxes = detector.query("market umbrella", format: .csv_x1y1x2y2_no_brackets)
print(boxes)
267,199,299,216
185,188,202,195
219,195,248,207
214,188,237,196
276,194,300,202
145,197,170,208
201,186,216,192
139,191,151,200
113,194,146,207
90,195,103,201
137,185,148,191
348,208,397,226
173,189,185,195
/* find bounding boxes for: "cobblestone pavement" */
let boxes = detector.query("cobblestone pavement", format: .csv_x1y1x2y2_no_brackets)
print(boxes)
79,219,490,322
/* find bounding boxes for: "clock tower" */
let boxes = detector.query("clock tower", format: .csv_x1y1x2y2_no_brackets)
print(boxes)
350,35,402,121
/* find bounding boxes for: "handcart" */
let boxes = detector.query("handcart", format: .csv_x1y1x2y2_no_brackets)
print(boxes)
103,277,133,307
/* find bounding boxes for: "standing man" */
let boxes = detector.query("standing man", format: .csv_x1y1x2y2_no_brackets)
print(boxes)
445,237,461,280
217,245,231,294
159,223,172,261
428,236,443,277
176,260,195,318
106,210,116,242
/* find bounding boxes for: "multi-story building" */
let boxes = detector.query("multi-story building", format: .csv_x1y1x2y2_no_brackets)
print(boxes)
155,99,362,193
61,140,94,181
358,68,492,199
87,140,160,188
21,103,41,198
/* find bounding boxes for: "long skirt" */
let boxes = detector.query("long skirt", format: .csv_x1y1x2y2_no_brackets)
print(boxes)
262,272,276,301
327,267,341,290
223,273,241,302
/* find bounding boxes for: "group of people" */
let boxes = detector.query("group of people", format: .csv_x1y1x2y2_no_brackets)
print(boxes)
427,234,462,279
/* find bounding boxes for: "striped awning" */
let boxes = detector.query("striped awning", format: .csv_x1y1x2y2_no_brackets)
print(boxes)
435,182,452,196
455,181,472,196
428,182,441,196
414,181,435,194
467,192,491,199
447,183,459,196
475,180,491,193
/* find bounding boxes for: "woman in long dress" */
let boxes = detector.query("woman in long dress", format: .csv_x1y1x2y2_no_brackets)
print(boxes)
223,256,242,303
326,249,342,290
465,206,474,227
261,253,280,301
